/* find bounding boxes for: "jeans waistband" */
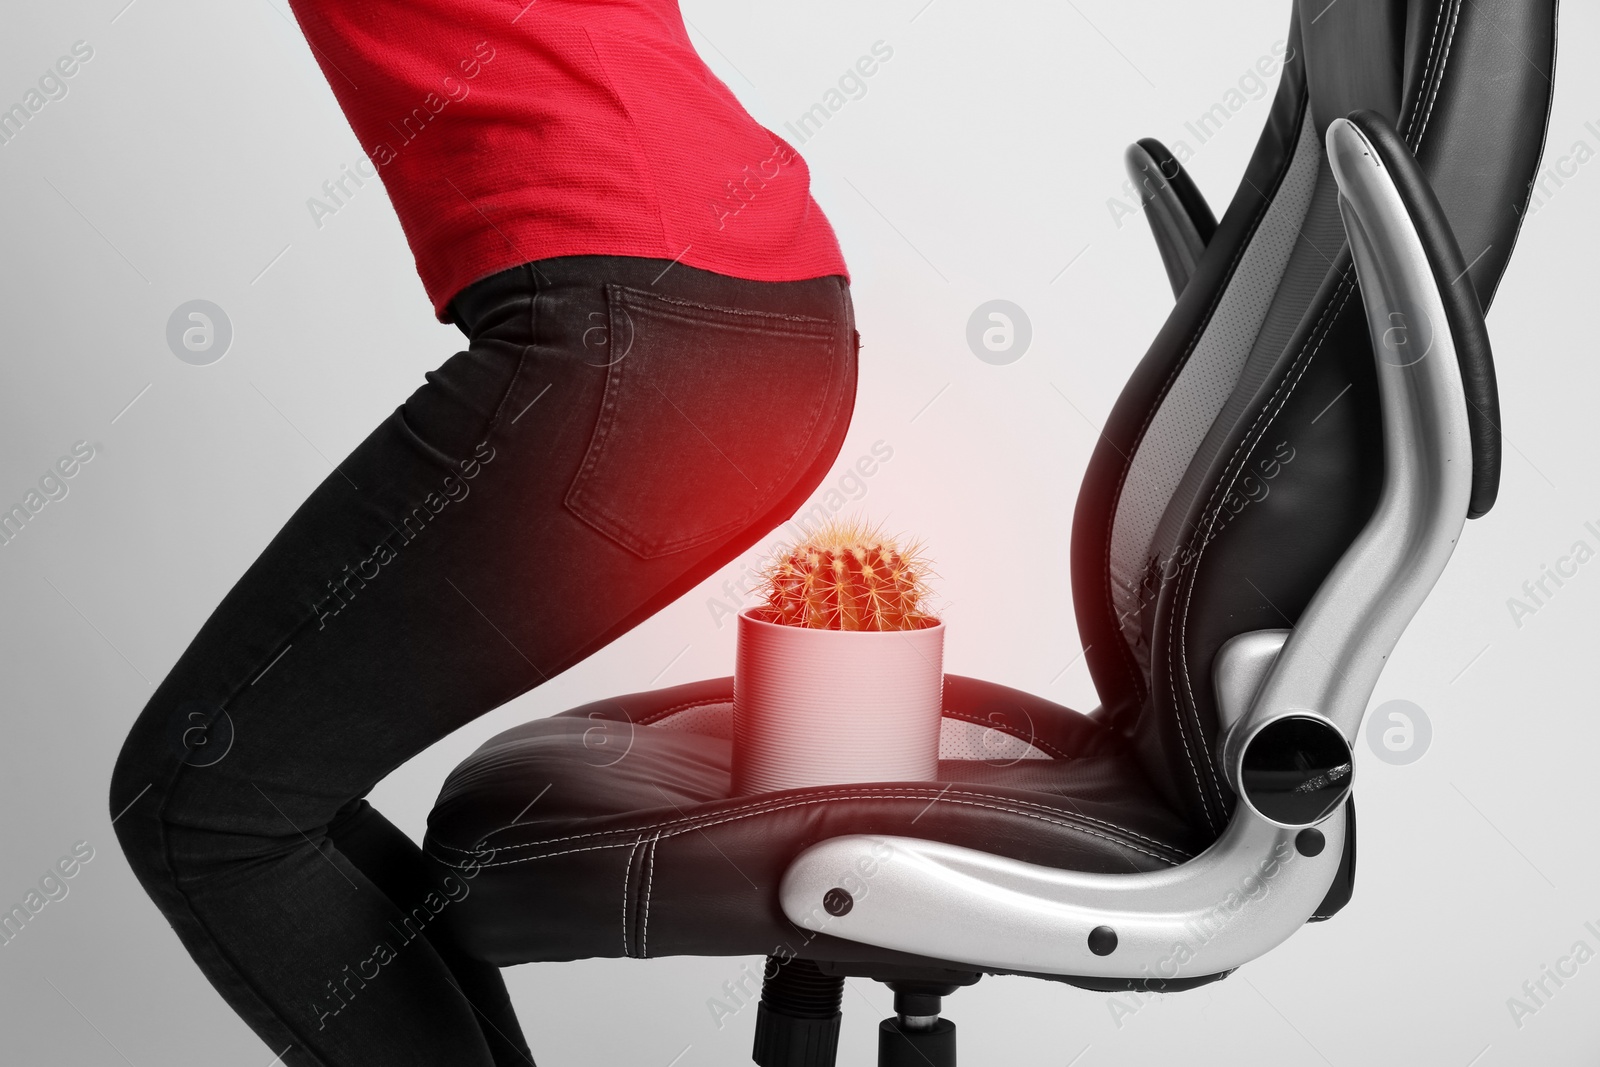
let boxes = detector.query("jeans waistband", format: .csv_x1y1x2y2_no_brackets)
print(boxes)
447,256,850,341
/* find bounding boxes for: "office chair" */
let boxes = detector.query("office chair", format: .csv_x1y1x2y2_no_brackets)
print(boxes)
423,3,1559,1064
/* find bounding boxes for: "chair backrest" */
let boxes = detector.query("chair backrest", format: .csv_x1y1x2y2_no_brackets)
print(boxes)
1070,0,1557,837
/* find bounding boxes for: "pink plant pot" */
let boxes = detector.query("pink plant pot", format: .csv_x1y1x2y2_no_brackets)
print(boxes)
731,609,945,795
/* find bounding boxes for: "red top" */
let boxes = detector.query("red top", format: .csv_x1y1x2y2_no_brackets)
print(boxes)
287,0,848,320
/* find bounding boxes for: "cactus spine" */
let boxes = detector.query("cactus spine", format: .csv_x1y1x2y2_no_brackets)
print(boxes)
756,521,935,631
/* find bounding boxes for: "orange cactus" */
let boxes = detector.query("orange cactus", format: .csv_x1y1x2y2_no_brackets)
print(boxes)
755,521,936,631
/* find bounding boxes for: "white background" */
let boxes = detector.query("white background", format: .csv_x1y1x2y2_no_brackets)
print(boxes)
1,0,1596,1063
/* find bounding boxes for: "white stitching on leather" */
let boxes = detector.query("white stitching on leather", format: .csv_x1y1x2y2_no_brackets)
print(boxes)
449,781,1180,859
1404,0,1452,140
446,792,1190,870
638,697,729,725
641,833,660,958
621,835,642,957
936,710,1074,761
1101,88,1314,804
1175,280,1358,828
438,740,1187,858
1172,277,1359,831
570,698,1194,852
1098,220,1271,704
1165,641,1220,832
1167,107,1322,831
1408,0,1459,141
646,700,1077,762
1170,0,1462,829
1029,807,1177,852
440,784,1191,858
1414,0,1462,152
1177,281,1357,820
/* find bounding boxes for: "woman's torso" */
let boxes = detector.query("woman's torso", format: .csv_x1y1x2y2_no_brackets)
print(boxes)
287,0,848,319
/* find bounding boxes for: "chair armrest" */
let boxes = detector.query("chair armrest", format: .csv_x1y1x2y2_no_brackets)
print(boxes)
1219,112,1480,824
775,113,1481,979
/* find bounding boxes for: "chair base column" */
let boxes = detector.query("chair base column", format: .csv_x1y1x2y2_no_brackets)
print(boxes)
878,1016,956,1067
750,961,975,1067
752,956,843,1067
877,981,959,1067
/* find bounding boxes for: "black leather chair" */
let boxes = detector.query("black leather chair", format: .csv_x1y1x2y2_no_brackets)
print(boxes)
423,4,1559,1064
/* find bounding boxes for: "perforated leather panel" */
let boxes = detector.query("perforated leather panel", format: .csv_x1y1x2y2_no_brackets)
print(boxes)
650,700,1053,761
1107,110,1322,665
1075,0,1556,838
1147,159,1352,594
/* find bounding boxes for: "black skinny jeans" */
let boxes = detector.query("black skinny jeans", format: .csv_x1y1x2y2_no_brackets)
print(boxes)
109,256,858,1067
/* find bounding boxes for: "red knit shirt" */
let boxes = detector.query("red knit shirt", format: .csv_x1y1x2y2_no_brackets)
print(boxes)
287,0,848,320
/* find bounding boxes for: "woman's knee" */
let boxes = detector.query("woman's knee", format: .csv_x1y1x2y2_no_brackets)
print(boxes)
108,711,172,886
108,699,240,885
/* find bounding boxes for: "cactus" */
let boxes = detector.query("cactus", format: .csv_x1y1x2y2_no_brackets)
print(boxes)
754,521,936,631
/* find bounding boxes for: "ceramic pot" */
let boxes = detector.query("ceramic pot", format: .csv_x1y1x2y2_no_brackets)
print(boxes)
731,609,945,795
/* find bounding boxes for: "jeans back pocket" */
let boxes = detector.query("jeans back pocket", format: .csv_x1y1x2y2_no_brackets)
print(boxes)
565,283,847,559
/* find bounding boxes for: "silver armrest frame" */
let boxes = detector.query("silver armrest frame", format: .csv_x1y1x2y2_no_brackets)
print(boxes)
776,117,1476,979
1218,119,1474,803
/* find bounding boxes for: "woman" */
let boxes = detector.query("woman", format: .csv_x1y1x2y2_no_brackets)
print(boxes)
109,3,857,1064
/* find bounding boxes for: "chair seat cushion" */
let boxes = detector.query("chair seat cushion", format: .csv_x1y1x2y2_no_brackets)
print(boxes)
424,676,1208,969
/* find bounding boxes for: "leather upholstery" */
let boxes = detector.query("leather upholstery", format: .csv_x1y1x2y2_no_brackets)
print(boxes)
1072,0,1556,833
426,0,1558,980
425,678,1206,970
1128,138,1218,297
1344,108,1500,515
1135,138,1218,247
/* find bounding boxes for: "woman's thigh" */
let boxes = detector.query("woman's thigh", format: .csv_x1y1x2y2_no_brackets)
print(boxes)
111,254,857,893
108,257,856,1063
